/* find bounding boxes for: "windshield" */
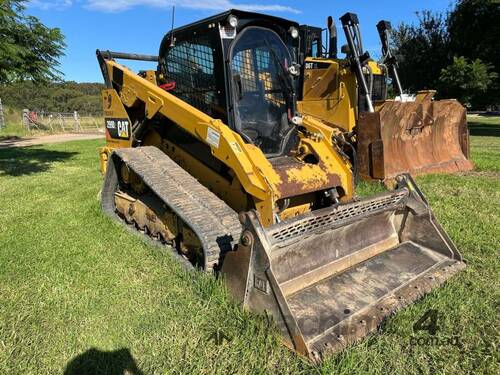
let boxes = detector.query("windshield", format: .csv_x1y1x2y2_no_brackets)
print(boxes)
230,27,295,156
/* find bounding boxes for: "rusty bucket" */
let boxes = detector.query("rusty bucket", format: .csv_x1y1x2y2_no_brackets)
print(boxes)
222,174,464,361
357,92,473,182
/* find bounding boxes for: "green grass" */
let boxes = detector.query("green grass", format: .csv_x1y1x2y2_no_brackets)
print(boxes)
0,107,30,138
0,117,499,374
0,123,32,139
468,114,500,134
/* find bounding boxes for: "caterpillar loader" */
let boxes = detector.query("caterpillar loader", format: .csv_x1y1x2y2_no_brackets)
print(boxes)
299,13,473,182
97,10,464,361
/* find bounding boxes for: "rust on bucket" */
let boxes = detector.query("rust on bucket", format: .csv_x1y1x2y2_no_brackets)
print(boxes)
357,94,473,182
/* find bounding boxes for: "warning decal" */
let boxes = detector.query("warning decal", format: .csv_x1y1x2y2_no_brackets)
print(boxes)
206,127,220,148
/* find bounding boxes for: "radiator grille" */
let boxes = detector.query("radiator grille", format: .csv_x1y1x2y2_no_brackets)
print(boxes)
268,190,408,244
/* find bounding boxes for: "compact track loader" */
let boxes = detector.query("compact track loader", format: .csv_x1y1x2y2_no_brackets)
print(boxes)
299,13,473,182
97,10,464,361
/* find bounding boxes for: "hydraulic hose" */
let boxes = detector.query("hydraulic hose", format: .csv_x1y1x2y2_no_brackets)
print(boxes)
333,134,358,184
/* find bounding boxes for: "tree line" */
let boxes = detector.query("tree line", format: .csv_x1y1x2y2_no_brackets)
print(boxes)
0,81,104,114
392,0,499,109
0,0,498,111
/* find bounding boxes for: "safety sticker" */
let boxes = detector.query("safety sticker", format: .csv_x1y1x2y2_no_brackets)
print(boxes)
206,127,220,148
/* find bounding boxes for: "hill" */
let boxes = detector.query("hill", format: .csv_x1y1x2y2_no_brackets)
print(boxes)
0,81,104,114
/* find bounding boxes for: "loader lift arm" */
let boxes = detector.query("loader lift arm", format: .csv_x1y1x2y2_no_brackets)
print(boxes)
340,12,374,113
97,52,274,201
96,49,354,225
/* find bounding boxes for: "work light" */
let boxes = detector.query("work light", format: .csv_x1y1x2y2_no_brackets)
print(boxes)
227,15,239,28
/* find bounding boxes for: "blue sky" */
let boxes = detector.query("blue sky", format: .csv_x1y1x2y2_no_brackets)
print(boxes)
27,0,455,83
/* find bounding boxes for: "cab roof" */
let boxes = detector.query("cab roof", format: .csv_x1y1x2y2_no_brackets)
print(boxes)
161,9,299,43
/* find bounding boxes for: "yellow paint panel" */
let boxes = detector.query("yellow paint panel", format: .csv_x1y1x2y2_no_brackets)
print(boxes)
299,57,357,132
102,89,132,149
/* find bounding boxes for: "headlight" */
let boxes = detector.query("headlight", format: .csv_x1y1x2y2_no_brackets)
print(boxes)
227,15,239,28
289,26,299,39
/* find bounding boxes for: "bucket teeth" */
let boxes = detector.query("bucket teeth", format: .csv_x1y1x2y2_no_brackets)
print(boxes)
222,174,464,361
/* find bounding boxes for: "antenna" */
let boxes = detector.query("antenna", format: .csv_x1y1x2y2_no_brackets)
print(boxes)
169,5,176,47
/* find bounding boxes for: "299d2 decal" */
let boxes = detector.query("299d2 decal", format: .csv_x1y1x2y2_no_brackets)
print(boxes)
106,118,130,139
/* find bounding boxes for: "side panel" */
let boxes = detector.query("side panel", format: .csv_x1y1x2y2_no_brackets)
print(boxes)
298,58,357,132
102,89,133,148
100,89,133,173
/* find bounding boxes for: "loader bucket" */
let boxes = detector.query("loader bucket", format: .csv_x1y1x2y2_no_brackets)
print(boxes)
222,174,464,361
357,93,473,182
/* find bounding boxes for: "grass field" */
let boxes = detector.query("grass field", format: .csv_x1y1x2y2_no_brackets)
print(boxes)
0,116,498,374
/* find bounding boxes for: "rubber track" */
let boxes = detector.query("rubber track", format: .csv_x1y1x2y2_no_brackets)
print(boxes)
102,146,242,271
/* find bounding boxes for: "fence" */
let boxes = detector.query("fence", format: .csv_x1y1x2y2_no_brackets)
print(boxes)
22,110,103,133
0,98,5,129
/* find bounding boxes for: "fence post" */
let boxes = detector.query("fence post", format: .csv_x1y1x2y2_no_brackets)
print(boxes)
0,98,5,129
23,109,30,131
59,113,65,131
73,111,81,131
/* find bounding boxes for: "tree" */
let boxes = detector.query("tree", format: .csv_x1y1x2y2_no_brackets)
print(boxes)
392,11,450,93
447,0,500,105
438,56,497,107
447,0,500,73
0,0,66,83
391,0,500,108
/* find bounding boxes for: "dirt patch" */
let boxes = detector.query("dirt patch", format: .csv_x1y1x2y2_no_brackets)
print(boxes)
457,170,500,179
0,132,104,149
0,135,23,142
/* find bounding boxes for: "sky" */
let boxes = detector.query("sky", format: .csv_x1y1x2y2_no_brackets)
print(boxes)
26,0,456,83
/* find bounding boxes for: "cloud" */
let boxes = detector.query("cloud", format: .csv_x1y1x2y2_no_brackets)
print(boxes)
85,0,300,14
28,0,73,10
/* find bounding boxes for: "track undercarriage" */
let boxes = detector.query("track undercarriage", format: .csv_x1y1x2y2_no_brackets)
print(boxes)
102,146,241,270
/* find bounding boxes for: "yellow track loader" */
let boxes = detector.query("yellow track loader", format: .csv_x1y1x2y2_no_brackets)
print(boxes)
298,13,473,182
97,9,464,361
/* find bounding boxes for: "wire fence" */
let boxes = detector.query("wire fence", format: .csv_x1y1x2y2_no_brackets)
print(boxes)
22,109,104,133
